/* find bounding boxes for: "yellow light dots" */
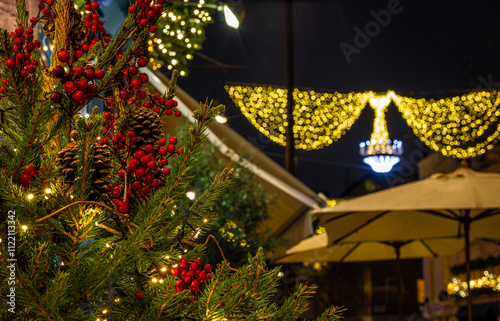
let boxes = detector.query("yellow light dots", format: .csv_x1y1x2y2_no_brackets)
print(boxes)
42,45,48,51
21,225,27,231
114,298,120,303
180,71,185,76
152,278,158,283
45,188,52,194
102,309,107,314
161,267,167,272
447,272,500,296
27,193,34,200
225,85,370,150
226,85,500,158
394,90,500,158
105,243,110,248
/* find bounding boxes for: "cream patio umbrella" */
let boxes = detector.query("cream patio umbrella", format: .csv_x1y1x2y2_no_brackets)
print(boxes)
276,232,468,321
308,167,500,321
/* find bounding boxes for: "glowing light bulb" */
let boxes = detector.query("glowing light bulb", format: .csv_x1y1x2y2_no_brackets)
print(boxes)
45,188,52,194
186,191,195,200
27,194,34,200
216,115,227,123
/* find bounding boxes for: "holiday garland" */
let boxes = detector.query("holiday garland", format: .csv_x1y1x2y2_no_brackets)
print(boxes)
226,86,500,158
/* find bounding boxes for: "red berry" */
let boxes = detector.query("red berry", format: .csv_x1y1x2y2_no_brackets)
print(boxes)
166,144,175,153
72,66,84,78
158,138,166,146
147,160,156,169
160,158,168,166
94,68,104,79
204,264,212,272
116,132,124,140
5,58,15,69
88,83,99,94
127,131,135,138
151,179,159,189
15,26,24,36
30,17,38,25
169,137,178,145
138,73,149,83
143,175,153,185
135,291,142,300
153,107,161,113
135,89,146,100
140,155,150,166
111,138,118,145
137,57,148,67
171,267,180,276
72,90,84,103
127,162,137,173
194,258,202,266
63,81,76,93
52,65,65,77
128,5,137,13
84,68,95,80
159,148,167,156
128,65,138,75
162,167,170,176
139,18,149,26
100,137,109,145
175,110,182,117
130,78,142,88
144,144,154,154
112,189,121,198
76,79,88,91
136,168,146,178
117,202,129,213
132,180,143,190
91,1,100,10
75,50,84,58
176,148,183,155
165,109,172,116
149,26,157,33
119,89,129,99
104,112,112,119
141,186,151,196
134,150,145,160
57,50,70,62
82,44,89,52
51,92,62,103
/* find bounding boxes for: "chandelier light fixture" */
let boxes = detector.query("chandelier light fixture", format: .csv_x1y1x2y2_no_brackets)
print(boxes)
359,93,403,173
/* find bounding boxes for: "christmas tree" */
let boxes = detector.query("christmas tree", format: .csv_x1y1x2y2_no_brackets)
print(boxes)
0,0,343,320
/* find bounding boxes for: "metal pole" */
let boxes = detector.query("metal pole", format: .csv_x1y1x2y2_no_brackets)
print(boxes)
395,244,404,321
284,0,295,175
464,212,472,321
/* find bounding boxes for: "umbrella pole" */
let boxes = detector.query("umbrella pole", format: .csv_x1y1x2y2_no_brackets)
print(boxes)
396,244,403,321
464,215,472,321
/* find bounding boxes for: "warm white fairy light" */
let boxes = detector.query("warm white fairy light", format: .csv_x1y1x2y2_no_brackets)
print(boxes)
152,278,158,283
45,188,52,194
161,267,167,272
186,191,196,200
27,194,34,200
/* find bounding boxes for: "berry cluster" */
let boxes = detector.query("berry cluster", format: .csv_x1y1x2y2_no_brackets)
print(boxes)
30,0,56,25
171,258,212,297
100,122,182,213
4,26,41,79
84,2,106,34
143,94,182,117
127,0,167,34
117,57,150,103
50,56,104,105
18,164,39,188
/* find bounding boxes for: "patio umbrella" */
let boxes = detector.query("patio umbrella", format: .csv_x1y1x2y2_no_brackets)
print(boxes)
309,167,500,321
276,232,468,321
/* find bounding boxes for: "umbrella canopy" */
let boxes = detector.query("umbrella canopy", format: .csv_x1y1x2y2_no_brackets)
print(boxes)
309,167,500,321
276,233,468,264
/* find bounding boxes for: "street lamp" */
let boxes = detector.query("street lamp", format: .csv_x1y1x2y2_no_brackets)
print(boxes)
178,1,244,29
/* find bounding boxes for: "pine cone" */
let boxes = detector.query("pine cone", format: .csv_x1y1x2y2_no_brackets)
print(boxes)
42,4,95,53
93,144,113,197
129,106,165,151
57,141,78,183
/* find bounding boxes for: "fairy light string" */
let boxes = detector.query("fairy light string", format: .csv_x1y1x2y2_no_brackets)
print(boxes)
225,85,500,158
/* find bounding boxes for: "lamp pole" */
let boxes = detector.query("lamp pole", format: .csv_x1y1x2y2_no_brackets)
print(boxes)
284,0,295,175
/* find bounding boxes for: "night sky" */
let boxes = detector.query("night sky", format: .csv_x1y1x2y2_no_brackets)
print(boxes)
176,0,500,197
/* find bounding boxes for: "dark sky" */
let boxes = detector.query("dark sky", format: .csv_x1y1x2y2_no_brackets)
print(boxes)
176,0,500,197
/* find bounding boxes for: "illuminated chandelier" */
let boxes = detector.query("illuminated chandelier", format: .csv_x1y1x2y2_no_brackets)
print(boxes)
359,92,403,173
